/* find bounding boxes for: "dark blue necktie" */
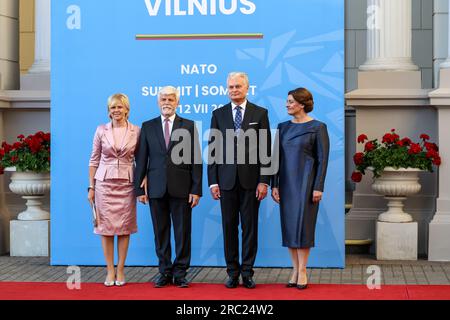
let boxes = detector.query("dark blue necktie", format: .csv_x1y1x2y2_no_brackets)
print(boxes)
234,106,242,133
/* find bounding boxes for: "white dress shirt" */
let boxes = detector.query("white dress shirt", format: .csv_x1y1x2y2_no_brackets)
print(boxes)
209,100,266,189
231,100,247,123
209,102,247,189
161,114,176,137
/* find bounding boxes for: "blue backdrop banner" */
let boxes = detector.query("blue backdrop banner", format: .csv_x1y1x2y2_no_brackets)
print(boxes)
51,0,345,267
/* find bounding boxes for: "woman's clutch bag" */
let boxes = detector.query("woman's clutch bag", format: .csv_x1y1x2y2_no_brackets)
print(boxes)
91,202,98,227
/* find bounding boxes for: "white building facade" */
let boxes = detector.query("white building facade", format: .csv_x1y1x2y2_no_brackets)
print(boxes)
0,0,449,260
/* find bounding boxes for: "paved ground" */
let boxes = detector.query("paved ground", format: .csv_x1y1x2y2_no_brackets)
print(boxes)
1,254,450,285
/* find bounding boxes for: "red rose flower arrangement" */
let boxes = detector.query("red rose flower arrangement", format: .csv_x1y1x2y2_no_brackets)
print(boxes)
0,131,50,174
351,129,441,182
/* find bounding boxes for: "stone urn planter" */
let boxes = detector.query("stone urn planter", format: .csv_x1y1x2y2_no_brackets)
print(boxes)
371,167,422,223
5,167,50,220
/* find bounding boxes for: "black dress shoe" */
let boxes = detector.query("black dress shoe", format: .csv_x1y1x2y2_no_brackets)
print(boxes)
174,277,189,288
154,275,172,288
242,276,256,289
225,277,239,288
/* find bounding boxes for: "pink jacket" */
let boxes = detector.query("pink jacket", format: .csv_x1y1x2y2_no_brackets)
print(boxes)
89,122,140,182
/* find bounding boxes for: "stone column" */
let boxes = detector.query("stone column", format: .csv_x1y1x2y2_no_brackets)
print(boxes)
427,102,450,261
0,111,10,255
428,0,450,261
4,0,51,257
0,0,20,89
360,0,418,71
345,0,434,259
28,0,50,74
439,0,450,69
0,0,19,255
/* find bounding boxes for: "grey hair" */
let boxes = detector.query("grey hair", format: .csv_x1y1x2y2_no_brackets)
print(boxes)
227,72,249,87
158,86,180,102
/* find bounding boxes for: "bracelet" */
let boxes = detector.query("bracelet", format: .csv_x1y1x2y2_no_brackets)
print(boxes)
88,186,95,192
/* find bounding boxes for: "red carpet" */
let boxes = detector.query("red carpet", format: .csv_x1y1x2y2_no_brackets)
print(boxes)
0,282,449,300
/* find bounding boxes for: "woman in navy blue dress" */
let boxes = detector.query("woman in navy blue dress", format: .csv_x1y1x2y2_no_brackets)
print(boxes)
272,88,329,290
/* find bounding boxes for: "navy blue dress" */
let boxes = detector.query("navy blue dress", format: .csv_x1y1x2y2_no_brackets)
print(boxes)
272,120,329,248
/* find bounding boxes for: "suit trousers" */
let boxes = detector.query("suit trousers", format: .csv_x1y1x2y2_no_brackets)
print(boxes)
149,192,192,279
220,175,260,278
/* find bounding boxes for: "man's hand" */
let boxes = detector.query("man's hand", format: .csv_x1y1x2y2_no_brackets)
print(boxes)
189,194,200,208
210,186,221,200
312,190,323,203
256,183,268,201
271,187,280,204
141,177,148,194
137,195,148,204
138,178,148,204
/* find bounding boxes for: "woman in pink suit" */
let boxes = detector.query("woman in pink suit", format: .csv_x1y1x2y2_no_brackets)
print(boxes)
88,93,142,287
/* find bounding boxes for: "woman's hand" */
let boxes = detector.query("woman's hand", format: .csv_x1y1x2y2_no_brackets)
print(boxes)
271,187,280,204
312,190,323,203
88,189,95,204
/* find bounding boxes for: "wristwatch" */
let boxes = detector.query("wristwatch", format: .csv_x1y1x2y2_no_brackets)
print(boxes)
88,185,95,192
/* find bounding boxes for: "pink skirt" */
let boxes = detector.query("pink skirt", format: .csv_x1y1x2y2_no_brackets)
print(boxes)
94,179,137,236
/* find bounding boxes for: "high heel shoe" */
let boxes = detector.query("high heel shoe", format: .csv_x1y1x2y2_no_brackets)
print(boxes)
104,269,116,287
115,280,126,286
296,269,308,290
286,281,297,288
115,272,126,286
296,283,308,290
286,270,298,288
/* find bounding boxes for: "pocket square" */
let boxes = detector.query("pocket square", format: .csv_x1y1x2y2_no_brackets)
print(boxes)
249,122,258,125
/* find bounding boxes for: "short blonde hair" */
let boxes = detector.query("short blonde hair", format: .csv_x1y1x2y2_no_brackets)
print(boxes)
158,86,180,102
107,93,130,119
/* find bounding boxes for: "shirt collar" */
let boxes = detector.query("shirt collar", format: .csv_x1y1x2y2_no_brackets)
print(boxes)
231,100,247,111
161,114,176,123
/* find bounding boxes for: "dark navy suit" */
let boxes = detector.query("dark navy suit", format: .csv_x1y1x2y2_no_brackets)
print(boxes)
134,115,202,279
208,102,271,278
